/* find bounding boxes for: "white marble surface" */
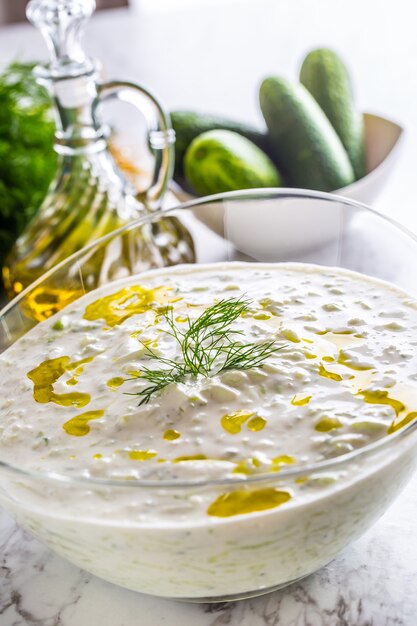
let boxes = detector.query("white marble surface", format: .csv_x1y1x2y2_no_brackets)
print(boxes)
2,1,417,624
1,476,417,626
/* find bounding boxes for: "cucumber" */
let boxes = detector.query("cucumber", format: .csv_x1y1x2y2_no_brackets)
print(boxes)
184,129,281,196
259,77,355,192
171,110,271,177
300,48,365,179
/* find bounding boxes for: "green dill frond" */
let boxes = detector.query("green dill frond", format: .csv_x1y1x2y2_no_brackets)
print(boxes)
130,297,284,404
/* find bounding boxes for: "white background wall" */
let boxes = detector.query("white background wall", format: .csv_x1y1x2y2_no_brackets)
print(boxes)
0,0,416,230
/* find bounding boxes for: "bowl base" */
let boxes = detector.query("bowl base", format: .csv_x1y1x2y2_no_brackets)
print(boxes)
174,573,310,604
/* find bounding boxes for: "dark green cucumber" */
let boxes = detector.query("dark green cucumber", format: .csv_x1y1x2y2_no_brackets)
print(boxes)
259,77,355,191
184,129,281,196
171,110,270,177
300,48,365,179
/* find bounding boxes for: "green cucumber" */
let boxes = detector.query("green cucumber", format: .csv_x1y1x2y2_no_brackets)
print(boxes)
184,129,281,196
300,48,365,179
259,77,355,192
171,110,270,177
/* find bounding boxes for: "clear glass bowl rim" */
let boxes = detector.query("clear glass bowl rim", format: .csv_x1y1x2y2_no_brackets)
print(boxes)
2,187,417,490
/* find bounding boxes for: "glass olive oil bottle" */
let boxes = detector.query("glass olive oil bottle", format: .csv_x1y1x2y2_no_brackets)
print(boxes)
3,0,194,321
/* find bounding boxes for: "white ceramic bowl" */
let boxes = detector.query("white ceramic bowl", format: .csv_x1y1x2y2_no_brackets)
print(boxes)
172,113,404,244
175,113,403,258
341,113,404,204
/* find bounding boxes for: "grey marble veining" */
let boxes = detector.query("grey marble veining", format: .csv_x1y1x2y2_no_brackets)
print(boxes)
1,471,417,626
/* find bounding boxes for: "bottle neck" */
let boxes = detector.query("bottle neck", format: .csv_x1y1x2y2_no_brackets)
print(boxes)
27,0,106,156
37,64,108,156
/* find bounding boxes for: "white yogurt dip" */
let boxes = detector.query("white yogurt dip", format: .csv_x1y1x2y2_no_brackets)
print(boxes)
1,262,417,599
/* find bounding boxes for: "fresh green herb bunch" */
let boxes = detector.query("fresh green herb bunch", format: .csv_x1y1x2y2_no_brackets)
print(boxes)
0,62,57,265
129,297,284,405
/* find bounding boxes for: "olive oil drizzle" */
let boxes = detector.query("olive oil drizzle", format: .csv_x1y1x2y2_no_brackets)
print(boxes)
314,417,343,432
355,389,417,435
357,390,405,417
207,488,292,517
221,410,266,434
129,450,157,461
22,286,84,323
291,394,312,407
65,357,94,387
318,362,343,382
271,455,295,472
63,409,105,436
66,356,95,371
27,356,91,408
247,416,267,432
253,312,272,320
232,460,253,475
173,455,208,463
107,377,125,389
388,411,417,434
83,284,172,327
163,429,181,441
338,350,372,371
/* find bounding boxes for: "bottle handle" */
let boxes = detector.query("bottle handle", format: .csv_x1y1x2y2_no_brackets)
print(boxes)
98,80,175,211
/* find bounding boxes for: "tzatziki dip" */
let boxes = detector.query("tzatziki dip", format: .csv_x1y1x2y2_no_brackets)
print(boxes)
1,262,417,599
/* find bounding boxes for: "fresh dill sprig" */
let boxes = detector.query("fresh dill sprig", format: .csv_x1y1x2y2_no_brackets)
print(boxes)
130,296,284,405
132,363,186,406
175,296,249,376
218,339,279,373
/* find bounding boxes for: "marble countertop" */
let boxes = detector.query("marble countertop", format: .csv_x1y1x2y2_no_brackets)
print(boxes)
2,1,417,624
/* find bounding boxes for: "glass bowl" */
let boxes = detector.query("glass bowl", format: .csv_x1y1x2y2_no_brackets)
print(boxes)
1,189,417,603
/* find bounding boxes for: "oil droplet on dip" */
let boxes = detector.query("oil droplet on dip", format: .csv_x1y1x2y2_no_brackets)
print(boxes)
221,410,263,434
247,416,267,432
63,410,105,436
129,450,157,461
357,390,405,416
304,352,317,360
337,350,372,371
107,377,125,389
163,429,181,441
253,312,271,320
173,455,208,463
291,394,312,407
388,412,417,434
65,357,94,387
270,455,296,472
232,460,253,475
83,284,171,327
66,356,94,371
281,328,300,343
27,357,90,408
20,286,84,323
314,416,343,432
318,363,343,382
207,488,292,517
